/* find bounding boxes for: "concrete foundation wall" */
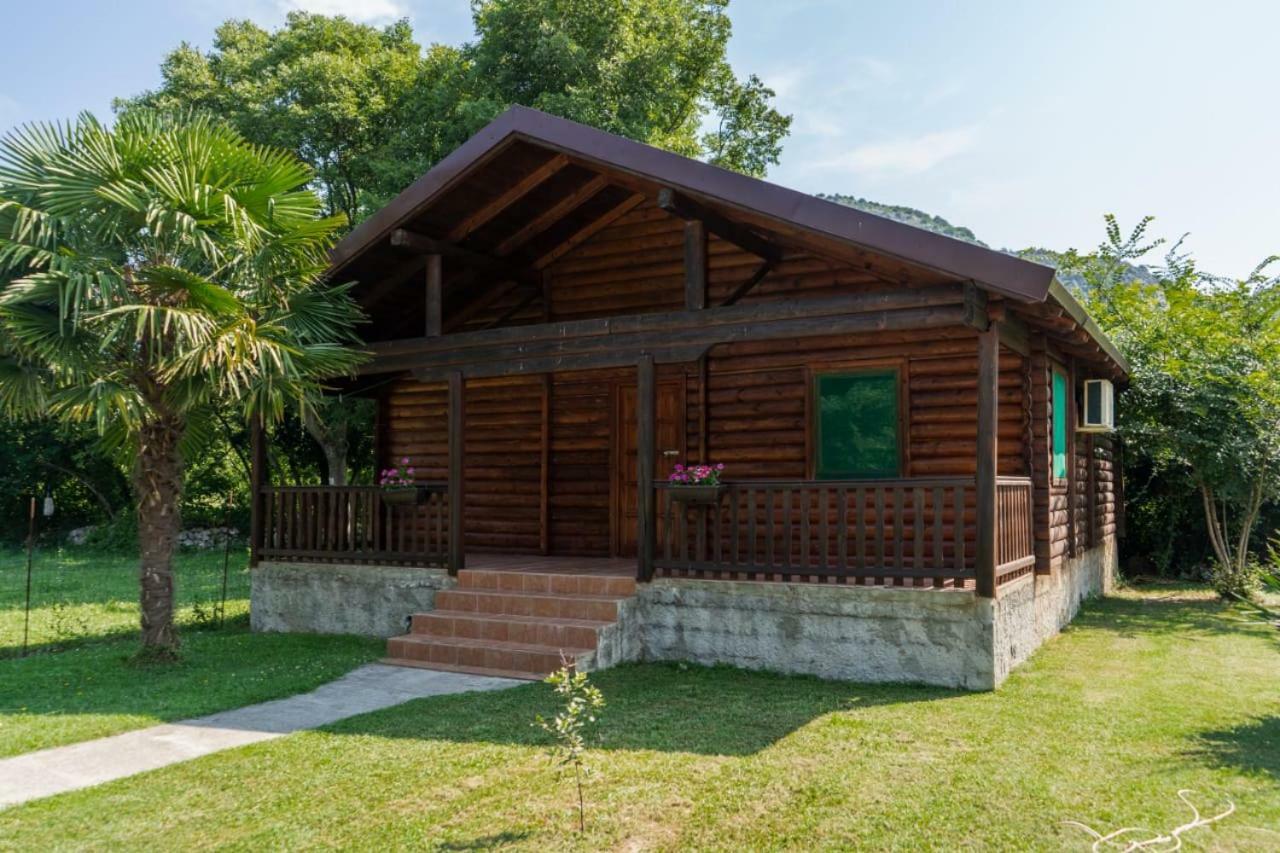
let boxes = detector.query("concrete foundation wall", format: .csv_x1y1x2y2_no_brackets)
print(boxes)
634,580,996,690
991,537,1116,684
251,539,1115,688
251,562,454,638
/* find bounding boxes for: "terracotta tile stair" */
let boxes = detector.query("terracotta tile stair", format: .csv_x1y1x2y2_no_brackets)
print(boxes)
383,568,637,680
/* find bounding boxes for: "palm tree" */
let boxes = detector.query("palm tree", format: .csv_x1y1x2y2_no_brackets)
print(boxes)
0,111,364,654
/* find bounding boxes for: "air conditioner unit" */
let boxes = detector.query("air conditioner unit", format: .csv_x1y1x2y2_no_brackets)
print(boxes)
1078,378,1115,433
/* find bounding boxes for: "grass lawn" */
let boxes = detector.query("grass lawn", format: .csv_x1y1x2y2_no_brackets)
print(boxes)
1,585,1276,850
0,547,384,757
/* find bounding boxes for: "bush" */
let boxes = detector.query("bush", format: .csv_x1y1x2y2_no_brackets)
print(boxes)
1208,559,1260,601
82,514,139,553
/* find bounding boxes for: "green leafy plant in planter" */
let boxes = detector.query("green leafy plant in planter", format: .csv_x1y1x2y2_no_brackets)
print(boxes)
535,663,606,833
379,457,420,506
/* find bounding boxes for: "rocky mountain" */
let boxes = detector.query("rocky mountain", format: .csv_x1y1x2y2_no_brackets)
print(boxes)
821,194,1160,296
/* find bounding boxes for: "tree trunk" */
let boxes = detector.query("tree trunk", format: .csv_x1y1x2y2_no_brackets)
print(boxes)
133,416,185,653
303,407,348,487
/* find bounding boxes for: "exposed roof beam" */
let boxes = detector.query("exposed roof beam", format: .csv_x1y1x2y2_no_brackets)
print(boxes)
483,284,543,330
358,254,427,311
494,173,609,256
444,277,522,332
720,259,774,307
390,228,536,285
446,153,569,241
532,192,645,270
657,187,782,264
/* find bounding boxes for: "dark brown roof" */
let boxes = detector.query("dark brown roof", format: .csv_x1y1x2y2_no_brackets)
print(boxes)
331,105,1127,376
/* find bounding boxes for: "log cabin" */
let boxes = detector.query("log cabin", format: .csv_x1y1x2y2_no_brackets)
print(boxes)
248,106,1126,690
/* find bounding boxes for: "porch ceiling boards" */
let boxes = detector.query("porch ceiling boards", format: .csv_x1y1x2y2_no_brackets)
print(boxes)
326,106,1127,381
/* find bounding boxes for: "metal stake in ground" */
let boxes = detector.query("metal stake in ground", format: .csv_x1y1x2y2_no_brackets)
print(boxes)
22,496,35,657
219,490,232,629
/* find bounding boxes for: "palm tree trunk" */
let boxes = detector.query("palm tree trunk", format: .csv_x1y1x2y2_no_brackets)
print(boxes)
134,416,185,652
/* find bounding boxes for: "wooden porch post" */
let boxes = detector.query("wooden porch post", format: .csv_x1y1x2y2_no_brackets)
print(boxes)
448,370,465,574
976,322,1000,597
684,220,707,310
425,254,443,337
248,414,266,567
636,355,656,581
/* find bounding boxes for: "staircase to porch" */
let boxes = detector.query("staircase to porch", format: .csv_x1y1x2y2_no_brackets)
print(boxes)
383,562,637,680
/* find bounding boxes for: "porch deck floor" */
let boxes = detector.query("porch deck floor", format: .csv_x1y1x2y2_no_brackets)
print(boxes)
462,554,637,577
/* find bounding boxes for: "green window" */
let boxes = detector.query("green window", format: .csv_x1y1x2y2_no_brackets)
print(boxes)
814,370,900,479
1052,370,1068,479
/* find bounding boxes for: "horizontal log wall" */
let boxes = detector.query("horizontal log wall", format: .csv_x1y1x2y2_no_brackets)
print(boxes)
378,201,1046,561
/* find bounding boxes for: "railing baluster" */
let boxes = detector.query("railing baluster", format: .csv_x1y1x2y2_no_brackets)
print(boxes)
855,487,866,576
799,487,810,573
782,489,792,571
954,485,966,576
730,487,740,569
818,487,829,573
837,488,848,575
892,487,904,584
933,486,944,586
874,487,886,582
913,486,924,578
747,489,757,572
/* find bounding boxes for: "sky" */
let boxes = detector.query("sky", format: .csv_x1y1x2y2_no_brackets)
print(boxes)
0,0,1275,278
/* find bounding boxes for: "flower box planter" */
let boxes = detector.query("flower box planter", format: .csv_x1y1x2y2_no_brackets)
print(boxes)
668,484,727,507
380,486,427,507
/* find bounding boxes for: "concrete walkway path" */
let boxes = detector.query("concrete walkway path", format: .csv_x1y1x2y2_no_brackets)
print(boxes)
0,664,517,809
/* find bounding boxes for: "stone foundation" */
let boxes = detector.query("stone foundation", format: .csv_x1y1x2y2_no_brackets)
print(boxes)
991,537,1116,684
251,538,1115,688
251,562,454,637
634,580,994,689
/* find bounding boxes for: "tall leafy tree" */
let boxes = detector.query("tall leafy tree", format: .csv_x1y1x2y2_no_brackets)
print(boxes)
120,13,421,227
121,3,790,486
1065,217,1280,577
0,112,363,652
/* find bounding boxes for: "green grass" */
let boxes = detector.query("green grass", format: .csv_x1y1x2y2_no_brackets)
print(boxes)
2,584,1277,850
0,547,384,757
0,546,251,650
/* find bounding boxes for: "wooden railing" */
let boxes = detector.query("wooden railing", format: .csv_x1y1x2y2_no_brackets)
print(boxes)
655,478,976,586
995,477,1035,583
256,484,449,568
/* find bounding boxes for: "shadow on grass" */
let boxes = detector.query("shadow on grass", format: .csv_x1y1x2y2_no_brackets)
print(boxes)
326,661,961,757
0,612,249,659
435,831,534,850
1192,716,1280,780
1070,592,1274,642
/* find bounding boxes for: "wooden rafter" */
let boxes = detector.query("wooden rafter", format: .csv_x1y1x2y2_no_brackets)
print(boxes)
720,258,775,307
390,229,535,285
657,187,782,264
494,173,609,256
446,153,569,241
360,254,428,311
532,192,645,270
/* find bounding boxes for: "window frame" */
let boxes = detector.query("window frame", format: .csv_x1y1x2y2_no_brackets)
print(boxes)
1052,368,1069,482
809,365,905,481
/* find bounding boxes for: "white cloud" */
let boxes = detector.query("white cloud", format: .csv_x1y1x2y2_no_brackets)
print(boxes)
814,126,979,178
277,0,409,23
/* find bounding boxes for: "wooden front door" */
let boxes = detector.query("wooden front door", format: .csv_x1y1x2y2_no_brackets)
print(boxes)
613,379,685,557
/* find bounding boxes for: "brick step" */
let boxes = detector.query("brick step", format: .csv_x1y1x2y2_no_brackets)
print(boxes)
456,569,635,597
386,634,591,677
379,657,545,681
410,610,610,649
434,588,626,621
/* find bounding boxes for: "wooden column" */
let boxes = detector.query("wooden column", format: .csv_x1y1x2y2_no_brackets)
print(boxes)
447,370,465,574
1066,358,1078,557
425,254,443,337
539,372,551,556
636,355,656,581
683,220,707,310
975,323,1000,597
248,414,267,567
